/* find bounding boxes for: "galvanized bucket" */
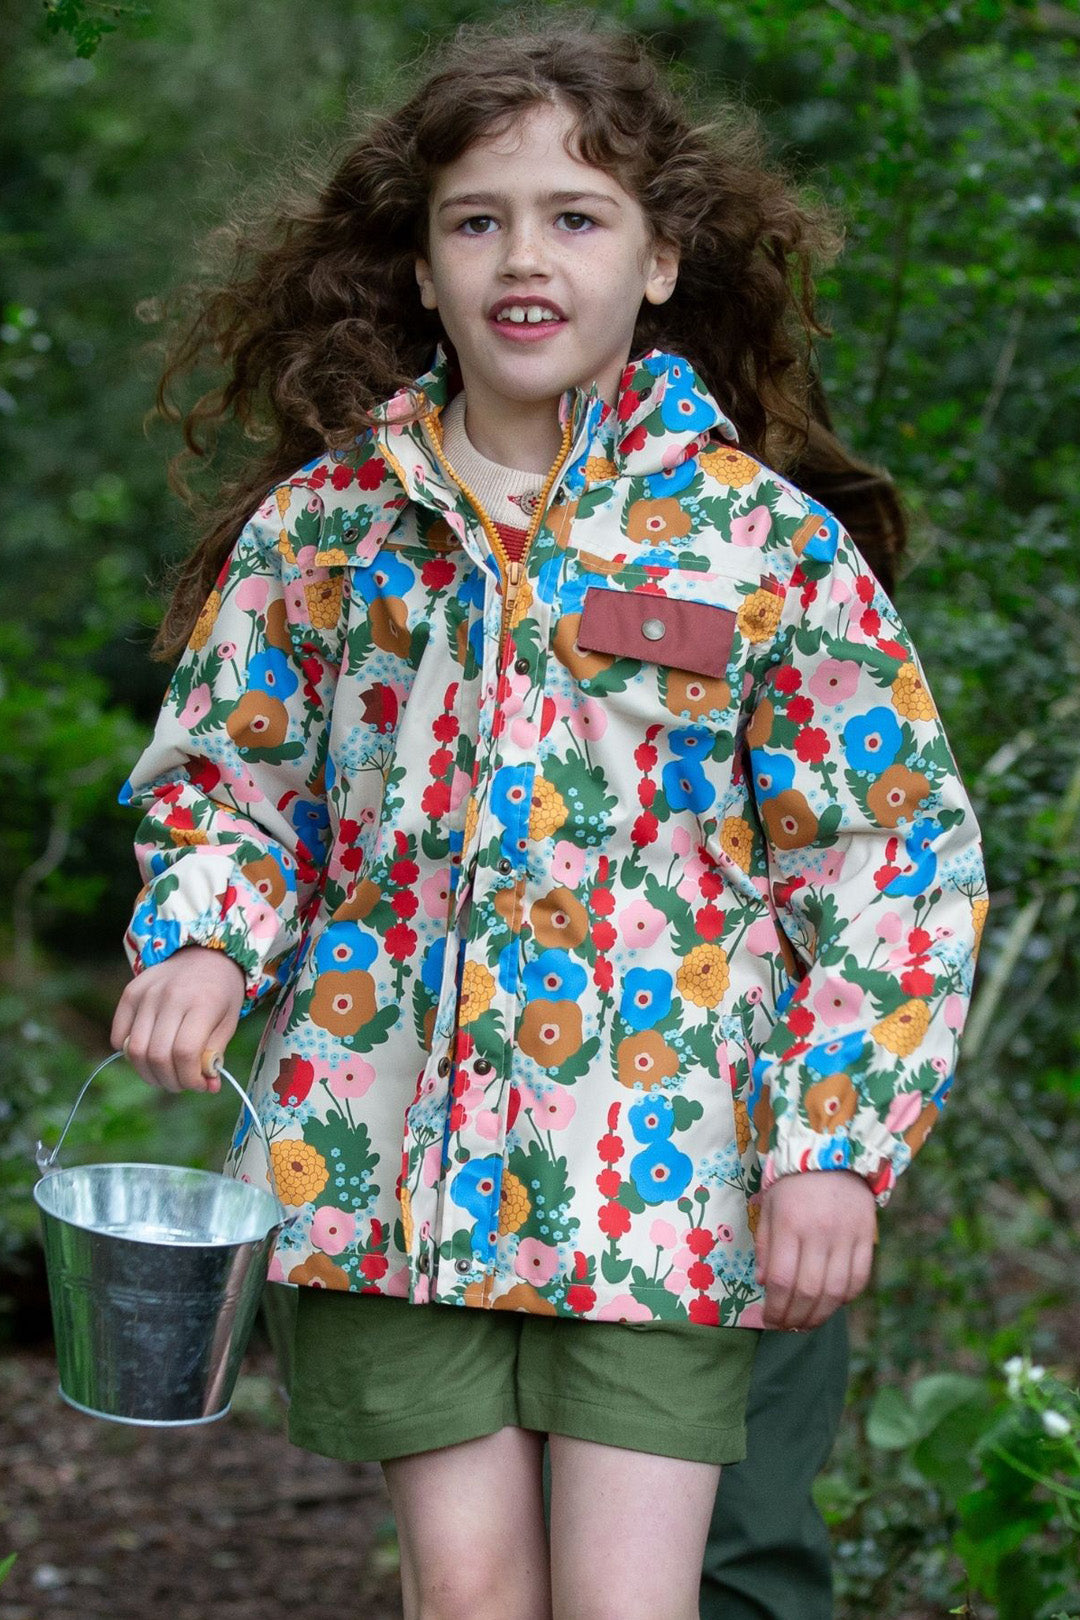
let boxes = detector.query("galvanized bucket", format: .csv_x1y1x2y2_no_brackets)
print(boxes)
33,1052,291,1428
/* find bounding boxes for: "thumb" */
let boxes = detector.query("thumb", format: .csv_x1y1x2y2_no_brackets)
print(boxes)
201,1013,239,1094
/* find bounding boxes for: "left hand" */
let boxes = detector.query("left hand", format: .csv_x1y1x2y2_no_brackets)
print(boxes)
755,1169,877,1331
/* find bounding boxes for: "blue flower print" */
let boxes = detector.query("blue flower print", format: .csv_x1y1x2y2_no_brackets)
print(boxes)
314,922,378,975
842,708,903,773
291,797,330,847
421,935,447,997
817,1137,852,1170
139,914,183,966
669,726,713,761
248,648,299,701
805,1029,869,1076
642,356,716,434
490,764,535,831
662,757,715,813
628,1094,676,1144
749,750,796,801
629,1138,695,1204
620,968,674,1031
905,816,943,866
643,457,698,498
355,550,414,605
523,949,588,1004
800,511,841,565
883,816,942,897
450,1156,502,1222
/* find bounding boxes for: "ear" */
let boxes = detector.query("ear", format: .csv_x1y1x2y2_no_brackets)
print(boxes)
415,257,438,311
643,239,680,307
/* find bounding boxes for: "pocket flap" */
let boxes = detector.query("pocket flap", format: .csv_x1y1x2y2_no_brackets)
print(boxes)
577,587,737,677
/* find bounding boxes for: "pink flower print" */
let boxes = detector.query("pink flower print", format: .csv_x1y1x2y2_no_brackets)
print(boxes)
414,1274,430,1303
650,1219,678,1249
670,825,693,858
267,1253,286,1282
475,1108,501,1141
515,1238,559,1285
223,765,264,805
179,683,212,729
830,575,853,605
502,671,528,718
819,850,847,886
284,581,306,619
324,1056,376,1100
234,575,271,614
672,1244,697,1272
385,1265,410,1296
510,716,539,749
421,870,452,920
944,993,966,1031
746,917,779,957
716,1224,734,1243
310,1206,356,1256
449,766,472,811
716,1043,736,1088
242,897,281,942
295,545,319,583
808,658,860,704
531,1085,576,1130
216,641,238,661
875,910,905,943
618,897,667,950
664,1268,688,1295
570,698,608,741
731,504,772,549
814,975,864,1026
886,1091,923,1134
552,840,586,887
596,1295,653,1322
746,984,764,1005
931,1055,950,1077
421,1142,443,1188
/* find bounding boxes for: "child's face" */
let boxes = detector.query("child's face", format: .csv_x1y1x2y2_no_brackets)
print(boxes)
415,100,679,422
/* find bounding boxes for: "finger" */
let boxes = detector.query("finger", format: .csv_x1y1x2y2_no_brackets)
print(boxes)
123,991,174,1091
802,1247,852,1331
753,1198,770,1288
847,1239,875,1304
783,1244,827,1333
171,1008,215,1092
761,1228,801,1329
140,996,187,1094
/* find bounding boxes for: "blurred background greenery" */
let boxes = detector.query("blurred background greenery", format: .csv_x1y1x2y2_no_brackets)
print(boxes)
3,1,1079,1614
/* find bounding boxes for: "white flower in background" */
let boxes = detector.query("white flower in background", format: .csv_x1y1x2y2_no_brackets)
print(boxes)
1042,1410,1071,1439
1003,1355,1047,1398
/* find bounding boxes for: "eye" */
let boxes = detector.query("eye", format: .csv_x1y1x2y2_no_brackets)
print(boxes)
459,215,497,236
558,212,595,232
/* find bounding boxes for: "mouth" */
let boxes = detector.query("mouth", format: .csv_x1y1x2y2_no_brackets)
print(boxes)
487,297,567,342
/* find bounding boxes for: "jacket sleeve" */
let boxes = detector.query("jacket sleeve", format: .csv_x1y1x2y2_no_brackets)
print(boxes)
120,482,342,1010
747,512,988,1207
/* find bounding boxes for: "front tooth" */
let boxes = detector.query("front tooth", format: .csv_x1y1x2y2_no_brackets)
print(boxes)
526,307,546,323
508,307,526,324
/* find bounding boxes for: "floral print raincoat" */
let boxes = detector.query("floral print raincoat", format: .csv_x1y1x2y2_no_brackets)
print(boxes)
121,346,988,1329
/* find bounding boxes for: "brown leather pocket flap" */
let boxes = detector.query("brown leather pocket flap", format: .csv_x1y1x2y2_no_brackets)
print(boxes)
577,587,737,677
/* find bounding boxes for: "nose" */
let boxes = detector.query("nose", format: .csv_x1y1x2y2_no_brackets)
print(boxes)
498,217,549,280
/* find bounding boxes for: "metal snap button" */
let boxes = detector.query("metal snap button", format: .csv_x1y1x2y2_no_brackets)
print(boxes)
497,858,513,875
641,617,667,641
474,1058,493,1076
437,1056,451,1077
454,1257,472,1275
514,657,530,674
418,1251,430,1273
343,524,358,541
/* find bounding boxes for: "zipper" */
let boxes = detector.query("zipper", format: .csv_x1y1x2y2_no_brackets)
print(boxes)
420,409,575,661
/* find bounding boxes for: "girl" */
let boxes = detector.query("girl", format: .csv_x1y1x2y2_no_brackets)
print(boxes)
113,18,987,1619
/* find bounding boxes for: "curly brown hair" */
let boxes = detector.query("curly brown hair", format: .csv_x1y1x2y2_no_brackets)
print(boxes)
146,12,906,659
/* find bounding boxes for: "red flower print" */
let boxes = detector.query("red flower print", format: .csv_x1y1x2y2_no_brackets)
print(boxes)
772,875,807,908
360,683,398,733
596,1167,621,1199
330,464,355,490
540,696,557,739
360,1253,389,1280
307,465,328,489
635,742,658,771
341,846,365,873
788,1005,816,1037
860,609,881,637
687,1261,715,1290
449,1102,466,1132
392,890,419,920
800,581,818,609
591,887,615,916
567,1284,597,1314
685,1226,714,1257
592,919,617,953
273,1056,315,1108
874,863,903,892
594,958,614,993
433,710,459,743
877,638,906,660
422,557,457,590
795,727,831,764
689,1295,720,1326
908,927,932,956
384,922,418,961
773,665,801,694
787,695,815,724
339,818,360,845
390,858,419,886
631,812,659,846
901,966,936,996
699,869,724,902
421,781,452,820
597,1133,624,1165
165,806,195,830
356,456,387,490
617,387,641,422
429,747,453,778
598,1200,632,1239
618,424,648,456
695,905,725,942
638,777,657,808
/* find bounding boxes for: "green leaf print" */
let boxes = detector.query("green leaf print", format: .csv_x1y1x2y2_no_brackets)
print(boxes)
293,504,321,548
617,1180,647,1214
344,1001,401,1054
601,1246,633,1285
677,1015,720,1076
670,1094,705,1132
507,1140,577,1245
305,1116,379,1211
553,1032,602,1084
628,1276,685,1321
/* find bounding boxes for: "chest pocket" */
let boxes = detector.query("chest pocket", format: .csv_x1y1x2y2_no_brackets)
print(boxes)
576,586,736,679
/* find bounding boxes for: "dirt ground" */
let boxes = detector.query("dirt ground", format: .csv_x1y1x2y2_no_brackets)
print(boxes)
0,1334,404,1620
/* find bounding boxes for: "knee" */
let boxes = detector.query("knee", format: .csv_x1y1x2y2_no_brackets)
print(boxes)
408,1551,547,1620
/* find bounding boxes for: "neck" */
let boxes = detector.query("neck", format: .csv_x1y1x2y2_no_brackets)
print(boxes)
460,393,566,474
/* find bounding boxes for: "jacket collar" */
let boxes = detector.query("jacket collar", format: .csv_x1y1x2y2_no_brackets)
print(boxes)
311,345,738,567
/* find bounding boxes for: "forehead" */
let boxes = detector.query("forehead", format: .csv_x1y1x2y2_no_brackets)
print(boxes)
430,100,632,203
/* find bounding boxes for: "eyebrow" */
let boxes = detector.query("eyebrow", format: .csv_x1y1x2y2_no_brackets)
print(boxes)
437,189,622,214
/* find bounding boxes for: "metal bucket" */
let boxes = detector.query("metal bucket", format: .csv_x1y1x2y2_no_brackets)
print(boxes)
33,1052,291,1427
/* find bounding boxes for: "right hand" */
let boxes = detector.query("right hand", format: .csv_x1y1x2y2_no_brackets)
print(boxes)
111,944,246,1094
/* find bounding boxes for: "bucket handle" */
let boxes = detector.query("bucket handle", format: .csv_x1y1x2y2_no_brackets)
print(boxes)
34,1052,286,1214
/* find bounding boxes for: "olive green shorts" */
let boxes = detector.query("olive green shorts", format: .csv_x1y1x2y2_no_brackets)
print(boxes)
285,1287,761,1467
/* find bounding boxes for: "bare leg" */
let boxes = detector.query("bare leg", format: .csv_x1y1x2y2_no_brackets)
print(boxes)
548,1433,722,1620
382,1424,552,1620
